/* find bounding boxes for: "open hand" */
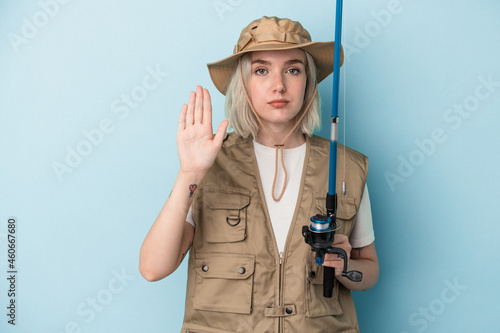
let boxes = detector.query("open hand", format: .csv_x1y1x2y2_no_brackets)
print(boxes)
177,86,229,177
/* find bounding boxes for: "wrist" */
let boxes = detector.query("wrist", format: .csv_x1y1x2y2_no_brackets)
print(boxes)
177,169,207,183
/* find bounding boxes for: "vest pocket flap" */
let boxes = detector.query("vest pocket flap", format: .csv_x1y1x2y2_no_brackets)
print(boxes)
204,187,250,210
195,253,255,280
200,186,250,243
193,253,255,314
336,196,357,220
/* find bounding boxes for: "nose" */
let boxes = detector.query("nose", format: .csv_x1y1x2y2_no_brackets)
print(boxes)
272,72,286,93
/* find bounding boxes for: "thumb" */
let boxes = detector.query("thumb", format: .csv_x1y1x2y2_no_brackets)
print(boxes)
213,120,229,147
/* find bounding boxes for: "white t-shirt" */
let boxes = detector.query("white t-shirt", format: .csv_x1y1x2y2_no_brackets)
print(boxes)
186,140,375,253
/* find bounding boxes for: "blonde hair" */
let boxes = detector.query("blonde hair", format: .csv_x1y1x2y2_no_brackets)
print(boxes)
224,50,321,139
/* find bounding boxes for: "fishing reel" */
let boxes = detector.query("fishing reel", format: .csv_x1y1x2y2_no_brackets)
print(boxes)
302,195,362,298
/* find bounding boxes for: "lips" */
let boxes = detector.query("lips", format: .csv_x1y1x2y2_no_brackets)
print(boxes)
268,99,289,108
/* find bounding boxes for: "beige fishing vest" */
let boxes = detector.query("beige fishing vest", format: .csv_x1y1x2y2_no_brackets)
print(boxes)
182,133,368,333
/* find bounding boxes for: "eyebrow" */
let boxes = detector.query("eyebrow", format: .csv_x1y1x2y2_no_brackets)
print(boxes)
251,59,305,66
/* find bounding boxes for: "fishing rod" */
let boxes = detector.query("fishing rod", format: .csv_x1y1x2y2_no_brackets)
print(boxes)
302,0,362,298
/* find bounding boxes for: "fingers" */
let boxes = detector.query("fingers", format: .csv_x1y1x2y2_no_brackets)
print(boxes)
323,254,346,276
323,236,352,277
194,85,203,124
333,234,349,243
332,234,351,257
182,86,212,128
203,87,212,122
178,103,188,131
185,90,196,126
324,261,345,274
213,120,229,146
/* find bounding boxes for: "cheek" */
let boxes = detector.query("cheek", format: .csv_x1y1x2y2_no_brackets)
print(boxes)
294,80,307,101
248,81,265,105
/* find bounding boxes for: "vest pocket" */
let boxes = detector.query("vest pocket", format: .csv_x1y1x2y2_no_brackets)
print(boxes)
201,186,250,243
193,252,255,314
304,258,343,317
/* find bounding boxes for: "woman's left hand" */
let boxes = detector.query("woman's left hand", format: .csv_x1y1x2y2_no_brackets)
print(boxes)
322,234,352,277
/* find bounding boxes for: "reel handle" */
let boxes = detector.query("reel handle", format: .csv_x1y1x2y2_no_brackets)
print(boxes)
323,246,363,298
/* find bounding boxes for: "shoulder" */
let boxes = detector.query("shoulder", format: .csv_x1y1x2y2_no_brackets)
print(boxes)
341,143,368,170
309,135,368,164
215,132,253,162
209,132,253,173
221,132,252,149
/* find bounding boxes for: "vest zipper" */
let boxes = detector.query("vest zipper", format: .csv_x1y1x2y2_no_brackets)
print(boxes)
248,139,295,333
279,251,284,333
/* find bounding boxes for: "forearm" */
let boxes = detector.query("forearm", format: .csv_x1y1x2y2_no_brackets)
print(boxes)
139,170,201,281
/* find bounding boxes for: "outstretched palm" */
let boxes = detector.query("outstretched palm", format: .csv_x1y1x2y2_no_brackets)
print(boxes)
177,86,228,177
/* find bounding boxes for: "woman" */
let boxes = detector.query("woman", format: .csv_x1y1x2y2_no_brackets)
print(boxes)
140,16,379,333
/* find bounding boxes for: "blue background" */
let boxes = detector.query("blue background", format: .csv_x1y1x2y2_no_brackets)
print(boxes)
1,0,499,332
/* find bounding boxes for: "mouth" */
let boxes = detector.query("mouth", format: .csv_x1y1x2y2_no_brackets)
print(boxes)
268,99,289,108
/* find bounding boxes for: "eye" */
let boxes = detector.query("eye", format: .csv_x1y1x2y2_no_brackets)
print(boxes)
254,68,267,75
287,68,301,75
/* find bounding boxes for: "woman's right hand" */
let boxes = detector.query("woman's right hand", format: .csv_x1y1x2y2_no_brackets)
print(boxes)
177,85,229,177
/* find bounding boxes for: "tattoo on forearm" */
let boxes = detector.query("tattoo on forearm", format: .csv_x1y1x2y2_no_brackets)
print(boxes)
189,184,198,198
353,247,364,257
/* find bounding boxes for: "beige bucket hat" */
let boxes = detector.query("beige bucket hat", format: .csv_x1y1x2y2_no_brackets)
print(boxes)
207,16,344,95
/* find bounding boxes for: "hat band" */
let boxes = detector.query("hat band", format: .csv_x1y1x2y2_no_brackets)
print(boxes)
234,31,311,53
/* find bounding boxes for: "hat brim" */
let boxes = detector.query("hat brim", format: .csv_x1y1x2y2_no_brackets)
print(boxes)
207,41,343,95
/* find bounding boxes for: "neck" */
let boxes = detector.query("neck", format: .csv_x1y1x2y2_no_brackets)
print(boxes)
255,127,306,148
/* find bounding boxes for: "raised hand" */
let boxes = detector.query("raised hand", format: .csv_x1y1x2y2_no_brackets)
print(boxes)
177,85,229,177
139,86,228,281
